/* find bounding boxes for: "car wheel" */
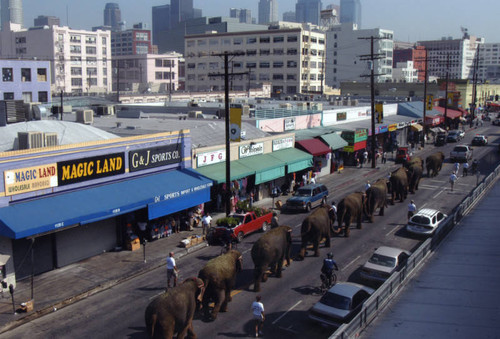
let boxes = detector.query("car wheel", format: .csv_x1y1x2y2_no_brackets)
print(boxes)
261,222,269,232
237,232,244,243
306,203,311,212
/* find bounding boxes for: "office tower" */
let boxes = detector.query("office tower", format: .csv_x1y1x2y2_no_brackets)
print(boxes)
283,11,296,22
258,0,278,24
170,0,194,27
340,0,361,28
104,3,121,31
230,8,252,24
1,0,23,30
295,0,322,25
34,15,60,27
152,5,170,46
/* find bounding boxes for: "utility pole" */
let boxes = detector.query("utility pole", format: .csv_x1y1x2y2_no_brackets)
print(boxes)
470,44,480,127
169,60,173,102
116,60,120,103
421,49,429,148
60,90,63,121
444,54,450,130
359,36,384,169
208,52,247,216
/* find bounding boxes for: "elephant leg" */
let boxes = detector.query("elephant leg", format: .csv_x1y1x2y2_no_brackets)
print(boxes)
220,288,231,312
313,239,320,257
160,318,175,339
369,212,374,223
324,234,331,248
344,224,350,237
186,321,197,339
211,289,225,320
254,267,263,292
276,258,283,278
298,245,307,259
202,297,211,319
357,214,362,229
380,206,385,216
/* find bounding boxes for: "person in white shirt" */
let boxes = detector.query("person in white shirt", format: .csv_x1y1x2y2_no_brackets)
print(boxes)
407,200,416,220
450,172,458,192
166,252,178,288
201,213,212,235
251,295,265,337
462,162,469,177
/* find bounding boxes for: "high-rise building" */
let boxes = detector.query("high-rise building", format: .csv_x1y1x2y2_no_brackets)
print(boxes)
258,0,278,24
104,3,121,31
479,43,500,82
170,0,194,27
111,27,152,56
295,0,322,26
340,0,361,28
34,15,60,27
152,5,170,46
1,0,23,30
230,8,252,24
283,11,296,22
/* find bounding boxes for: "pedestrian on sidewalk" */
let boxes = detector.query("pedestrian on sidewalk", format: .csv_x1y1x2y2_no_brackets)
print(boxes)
407,200,416,220
166,252,178,288
251,295,265,337
462,162,469,177
450,172,458,192
201,212,212,236
454,162,460,174
381,151,387,164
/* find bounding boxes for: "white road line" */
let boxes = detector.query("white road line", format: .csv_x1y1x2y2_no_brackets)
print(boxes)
242,248,251,255
278,326,299,334
385,225,400,237
418,184,442,189
294,223,301,229
149,291,164,300
343,255,361,271
432,189,444,199
272,300,302,325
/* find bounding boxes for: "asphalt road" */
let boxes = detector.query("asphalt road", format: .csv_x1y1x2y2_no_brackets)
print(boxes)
2,124,499,339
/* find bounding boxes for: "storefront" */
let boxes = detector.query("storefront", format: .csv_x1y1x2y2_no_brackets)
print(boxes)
340,128,368,166
0,132,212,281
318,133,348,173
295,138,331,178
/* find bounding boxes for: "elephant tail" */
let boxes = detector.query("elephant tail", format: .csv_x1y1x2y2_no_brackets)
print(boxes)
300,219,311,237
337,205,346,229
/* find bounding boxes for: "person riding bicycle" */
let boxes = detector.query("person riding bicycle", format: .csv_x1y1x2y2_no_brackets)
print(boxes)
321,253,339,287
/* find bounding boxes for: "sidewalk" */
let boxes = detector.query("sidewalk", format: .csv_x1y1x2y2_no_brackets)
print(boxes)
0,144,430,333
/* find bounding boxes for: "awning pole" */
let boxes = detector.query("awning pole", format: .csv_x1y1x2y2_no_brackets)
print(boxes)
30,238,35,300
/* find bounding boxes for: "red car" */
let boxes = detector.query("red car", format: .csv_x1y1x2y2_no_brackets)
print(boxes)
395,147,411,164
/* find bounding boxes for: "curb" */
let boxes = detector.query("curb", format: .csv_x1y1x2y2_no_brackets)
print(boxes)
0,240,210,334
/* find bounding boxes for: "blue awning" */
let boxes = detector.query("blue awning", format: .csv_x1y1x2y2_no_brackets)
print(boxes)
0,168,212,239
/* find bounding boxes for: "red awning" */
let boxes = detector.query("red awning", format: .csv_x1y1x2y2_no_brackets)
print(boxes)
295,139,331,156
434,106,462,119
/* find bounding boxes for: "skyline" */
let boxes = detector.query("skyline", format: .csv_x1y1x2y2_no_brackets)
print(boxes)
20,0,497,43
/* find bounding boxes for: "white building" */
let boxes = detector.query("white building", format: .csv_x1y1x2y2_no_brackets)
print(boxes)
184,23,325,96
392,61,418,83
0,25,112,95
418,36,483,80
478,43,500,83
325,23,394,88
112,53,181,93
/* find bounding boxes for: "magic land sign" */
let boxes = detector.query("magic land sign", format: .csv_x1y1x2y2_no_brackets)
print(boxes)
4,163,58,196
57,153,125,186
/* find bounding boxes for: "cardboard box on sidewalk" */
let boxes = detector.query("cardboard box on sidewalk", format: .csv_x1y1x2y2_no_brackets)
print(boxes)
180,235,206,248
20,299,34,312
127,241,141,251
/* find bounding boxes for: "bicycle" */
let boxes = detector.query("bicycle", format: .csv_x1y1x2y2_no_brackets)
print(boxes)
319,271,337,294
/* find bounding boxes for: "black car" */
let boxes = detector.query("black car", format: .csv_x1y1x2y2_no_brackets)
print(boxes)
446,131,460,143
492,119,500,126
435,133,447,146
471,135,488,146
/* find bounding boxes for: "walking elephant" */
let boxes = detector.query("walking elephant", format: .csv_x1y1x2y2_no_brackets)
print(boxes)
251,226,292,292
337,192,366,237
145,277,205,339
426,152,445,177
197,250,242,321
365,178,388,222
297,205,335,260
389,167,409,204
405,157,424,194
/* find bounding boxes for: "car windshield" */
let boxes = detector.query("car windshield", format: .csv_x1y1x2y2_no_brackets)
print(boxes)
411,215,431,225
368,253,396,268
294,188,312,197
453,146,468,152
320,292,351,310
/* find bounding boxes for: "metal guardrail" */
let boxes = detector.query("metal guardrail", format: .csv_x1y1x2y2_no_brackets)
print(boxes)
254,108,321,119
330,163,500,339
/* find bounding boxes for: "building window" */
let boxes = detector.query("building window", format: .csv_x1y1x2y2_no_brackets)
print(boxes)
197,40,206,46
222,39,231,45
273,61,284,68
38,91,48,103
85,36,96,44
260,49,270,55
310,61,317,68
21,68,31,82
70,45,81,53
273,49,284,55
260,37,270,43
2,68,13,81
302,74,308,80
259,73,270,81
273,36,284,43
16,47,26,54
310,74,316,80
302,35,309,42
71,67,82,75
209,39,219,46
209,62,218,69
86,46,97,54
233,38,243,45
3,92,14,100
71,78,82,86
187,63,195,69
247,37,257,44
37,68,47,81
187,40,195,47
87,57,97,65
156,59,162,67
70,35,81,43
87,68,97,76
287,35,298,42
246,49,257,56
156,72,162,80
15,37,26,43
311,37,317,43
287,74,297,80
287,86,297,93
302,61,308,67
260,62,270,68
246,62,257,68
287,48,297,55
273,74,284,80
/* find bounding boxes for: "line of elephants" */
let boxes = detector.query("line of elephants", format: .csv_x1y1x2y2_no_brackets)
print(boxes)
145,151,446,338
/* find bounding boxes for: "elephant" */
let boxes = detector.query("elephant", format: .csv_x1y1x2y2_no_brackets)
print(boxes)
337,192,366,237
405,157,424,194
365,178,388,222
197,250,242,321
298,205,335,260
389,167,409,204
426,152,445,177
145,277,205,339
251,225,292,292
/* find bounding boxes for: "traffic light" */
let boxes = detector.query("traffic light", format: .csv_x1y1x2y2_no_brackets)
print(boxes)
375,102,383,124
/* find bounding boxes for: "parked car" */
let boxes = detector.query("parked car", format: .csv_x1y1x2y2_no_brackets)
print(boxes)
450,144,473,162
395,146,411,164
360,246,411,283
308,282,374,328
446,130,461,143
285,183,328,212
457,130,465,139
471,135,488,146
492,119,500,126
435,132,447,146
406,208,448,236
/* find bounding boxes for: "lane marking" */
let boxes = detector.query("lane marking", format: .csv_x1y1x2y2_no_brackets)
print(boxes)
343,255,361,271
278,326,299,334
385,225,400,237
272,300,302,325
432,189,444,199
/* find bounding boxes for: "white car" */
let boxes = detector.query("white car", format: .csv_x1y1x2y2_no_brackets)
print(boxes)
308,282,374,328
360,246,411,283
406,208,447,236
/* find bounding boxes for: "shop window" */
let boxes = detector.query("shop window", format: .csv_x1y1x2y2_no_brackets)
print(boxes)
3,92,14,100
2,68,13,81
38,91,48,103
21,68,31,82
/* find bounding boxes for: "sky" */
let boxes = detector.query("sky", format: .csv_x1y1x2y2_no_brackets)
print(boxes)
21,0,497,43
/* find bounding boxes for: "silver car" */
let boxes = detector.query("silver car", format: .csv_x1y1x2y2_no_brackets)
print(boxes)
406,208,447,236
360,246,411,283
308,282,374,328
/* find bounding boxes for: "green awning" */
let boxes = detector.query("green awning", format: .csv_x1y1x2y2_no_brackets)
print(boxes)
238,154,285,185
270,148,313,173
319,133,348,150
195,161,255,184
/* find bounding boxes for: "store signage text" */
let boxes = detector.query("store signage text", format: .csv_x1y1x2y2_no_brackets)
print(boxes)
4,163,58,196
273,137,293,151
197,149,225,167
337,112,346,121
284,118,296,131
240,142,264,158
154,183,213,202
129,144,181,172
57,153,125,186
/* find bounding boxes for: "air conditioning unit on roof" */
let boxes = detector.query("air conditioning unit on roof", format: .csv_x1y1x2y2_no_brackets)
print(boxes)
76,109,94,124
18,131,44,150
44,132,58,147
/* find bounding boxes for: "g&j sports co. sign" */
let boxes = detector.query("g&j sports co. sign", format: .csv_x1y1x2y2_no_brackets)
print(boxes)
129,144,182,172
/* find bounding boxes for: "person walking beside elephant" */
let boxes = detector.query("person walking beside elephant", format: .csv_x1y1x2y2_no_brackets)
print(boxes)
407,200,416,221
450,172,458,192
166,252,178,288
251,295,265,337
